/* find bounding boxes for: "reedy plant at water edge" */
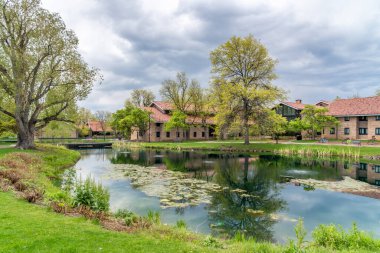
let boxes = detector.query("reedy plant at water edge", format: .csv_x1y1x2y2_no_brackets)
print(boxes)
72,176,110,212
277,147,360,160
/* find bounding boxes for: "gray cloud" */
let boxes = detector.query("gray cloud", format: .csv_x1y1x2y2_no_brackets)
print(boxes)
42,0,380,112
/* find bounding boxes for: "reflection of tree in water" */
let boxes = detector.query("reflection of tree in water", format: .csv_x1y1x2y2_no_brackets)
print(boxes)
208,155,286,242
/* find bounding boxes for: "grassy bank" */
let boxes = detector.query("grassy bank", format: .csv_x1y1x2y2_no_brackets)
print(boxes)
118,140,380,159
1,145,380,252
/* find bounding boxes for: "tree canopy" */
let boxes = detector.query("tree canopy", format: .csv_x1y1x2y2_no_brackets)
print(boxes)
0,0,99,148
160,72,200,113
164,110,188,141
111,104,151,140
129,89,155,107
210,35,285,144
288,105,339,139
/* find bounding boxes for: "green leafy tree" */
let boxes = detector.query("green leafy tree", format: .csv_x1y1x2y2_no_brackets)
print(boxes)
164,110,188,141
0,114,16,138
130,89,155,107
289,105,339,140
0,0,99,149
111,105,150,140
376,89,380,96
210,35,285,144
256,110,288,144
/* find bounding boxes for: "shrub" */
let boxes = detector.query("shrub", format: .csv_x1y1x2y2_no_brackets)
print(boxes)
72,176,110,212
114,209,139,226
312,223,380,251
233,231,246,242
176,219,187,229
146,210,161,225
203,235,222,248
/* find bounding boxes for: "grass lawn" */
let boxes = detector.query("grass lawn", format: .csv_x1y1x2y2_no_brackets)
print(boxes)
0,191,227,253
122,140,380,158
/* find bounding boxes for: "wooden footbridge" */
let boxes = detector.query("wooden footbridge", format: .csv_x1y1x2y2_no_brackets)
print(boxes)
64,142,113,149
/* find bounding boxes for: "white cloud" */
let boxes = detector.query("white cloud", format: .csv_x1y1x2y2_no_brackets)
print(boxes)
42,0,380,111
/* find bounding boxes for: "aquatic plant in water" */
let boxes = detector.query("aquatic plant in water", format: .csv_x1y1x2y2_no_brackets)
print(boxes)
111,163,223,209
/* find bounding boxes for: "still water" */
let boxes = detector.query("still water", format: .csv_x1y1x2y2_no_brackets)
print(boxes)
73,148,380,243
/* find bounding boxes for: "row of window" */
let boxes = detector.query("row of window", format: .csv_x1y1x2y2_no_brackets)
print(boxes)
344,116,380,121
358,164,380,173
329,127,380,135
156,131,206,138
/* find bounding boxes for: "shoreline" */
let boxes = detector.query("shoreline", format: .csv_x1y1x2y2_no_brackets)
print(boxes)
291,176,380,200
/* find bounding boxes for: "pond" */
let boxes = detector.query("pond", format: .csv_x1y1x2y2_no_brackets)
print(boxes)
72,148,380,243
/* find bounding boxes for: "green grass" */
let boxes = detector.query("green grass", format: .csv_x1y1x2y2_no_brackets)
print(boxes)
0,191,223,253
0,148,17,156
116,140,380,158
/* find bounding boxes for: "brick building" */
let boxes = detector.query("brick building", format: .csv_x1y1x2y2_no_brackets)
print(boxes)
130,101,215,142
322,96,380,140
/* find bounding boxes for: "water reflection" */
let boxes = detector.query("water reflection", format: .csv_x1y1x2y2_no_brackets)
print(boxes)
73,148,380,243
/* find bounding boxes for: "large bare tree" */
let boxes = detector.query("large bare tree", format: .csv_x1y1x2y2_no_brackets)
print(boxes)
0,0,98,149
130,89,155,107
160,72,199,113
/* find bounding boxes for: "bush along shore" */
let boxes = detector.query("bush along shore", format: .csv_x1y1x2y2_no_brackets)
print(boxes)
1,145,380,252
113,140,380,160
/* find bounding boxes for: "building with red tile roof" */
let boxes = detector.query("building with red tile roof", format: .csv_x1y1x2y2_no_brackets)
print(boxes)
87,121,113,136
322,96,380,140
131,101,215,141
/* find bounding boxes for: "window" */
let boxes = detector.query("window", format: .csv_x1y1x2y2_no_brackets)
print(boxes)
359,116,368,121
344,117,350,121
156,123,161,127
176,132,180,138
283,106,296,116
193,132,197,138
376,115,380,121
156,132,160,138
166,132,170,138
374,165,380,173
358,177,367,182
359,128,368,135
375,180,380,186
376,128,380,135
139,131,143,137
330,128,335,134
344,128,350,135
359,163,367,170
202,132,205,137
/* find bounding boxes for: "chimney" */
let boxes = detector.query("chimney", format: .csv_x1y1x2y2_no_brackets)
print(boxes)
295,99,302,104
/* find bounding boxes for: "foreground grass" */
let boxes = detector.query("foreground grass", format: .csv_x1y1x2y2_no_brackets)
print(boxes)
121,141,380,158
1,145,379,252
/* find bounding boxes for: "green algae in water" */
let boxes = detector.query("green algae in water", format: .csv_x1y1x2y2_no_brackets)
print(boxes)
112,164,222,209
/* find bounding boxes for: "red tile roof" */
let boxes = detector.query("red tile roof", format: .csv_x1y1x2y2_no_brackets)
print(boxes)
88,121,112,132
281,101,306,110
144,106,170,123
144,102,214,124
152,101,175,111
327,96,380,116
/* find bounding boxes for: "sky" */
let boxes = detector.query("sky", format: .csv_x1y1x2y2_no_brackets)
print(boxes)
42,0,380,112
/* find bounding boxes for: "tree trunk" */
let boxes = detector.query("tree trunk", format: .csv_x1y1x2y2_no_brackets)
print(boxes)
243,117,249,145
243,100,250,145
15,119,36,149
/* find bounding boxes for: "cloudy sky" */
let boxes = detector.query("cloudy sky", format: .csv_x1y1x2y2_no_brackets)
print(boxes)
42,0,380,112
